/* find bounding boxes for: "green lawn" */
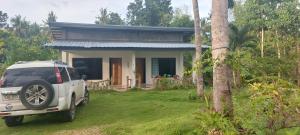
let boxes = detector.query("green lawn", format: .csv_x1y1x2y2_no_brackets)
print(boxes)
0,89,299,135
0,89,202,135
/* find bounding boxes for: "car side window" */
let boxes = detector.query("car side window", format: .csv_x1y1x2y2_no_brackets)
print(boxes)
59,67,69,82
67,68,80,80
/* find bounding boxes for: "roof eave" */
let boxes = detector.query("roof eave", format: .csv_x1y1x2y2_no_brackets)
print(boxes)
49,22,194,33
46,46,197,51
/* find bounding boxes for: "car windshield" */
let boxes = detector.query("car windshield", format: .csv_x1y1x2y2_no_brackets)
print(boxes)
2,67,56,87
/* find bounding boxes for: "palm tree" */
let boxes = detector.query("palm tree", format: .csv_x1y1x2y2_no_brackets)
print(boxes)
44,11,57,24
10,15,29,38
211,0,233,115
229,24,257,88
192,0,204,97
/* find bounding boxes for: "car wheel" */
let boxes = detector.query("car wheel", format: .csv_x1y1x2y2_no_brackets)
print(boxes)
64,95,76,122
80,89,89,106
19,80,54,110
4,116,24,127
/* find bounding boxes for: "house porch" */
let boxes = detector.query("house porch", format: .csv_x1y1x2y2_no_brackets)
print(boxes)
61,50,185,89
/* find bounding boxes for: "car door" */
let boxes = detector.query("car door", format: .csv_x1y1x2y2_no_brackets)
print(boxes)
67,68,80,102
73,68,84,100
59,67,71,99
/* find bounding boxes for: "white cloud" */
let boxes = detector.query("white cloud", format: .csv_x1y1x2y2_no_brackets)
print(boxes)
1,0,211,24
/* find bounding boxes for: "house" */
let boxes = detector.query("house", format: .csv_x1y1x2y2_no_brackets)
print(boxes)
45,22,209,88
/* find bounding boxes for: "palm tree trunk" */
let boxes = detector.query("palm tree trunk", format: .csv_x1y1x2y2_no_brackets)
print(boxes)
276,30,281,78
236,49,241,88
232,70,237,88
297,43,300,87
261,28,264,58
192,0,204,97
212,0,233,115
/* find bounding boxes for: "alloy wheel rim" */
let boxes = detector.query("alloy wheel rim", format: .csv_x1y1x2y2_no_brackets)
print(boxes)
25,85,48,106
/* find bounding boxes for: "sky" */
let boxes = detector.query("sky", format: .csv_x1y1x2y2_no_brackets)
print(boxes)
1,0,211,24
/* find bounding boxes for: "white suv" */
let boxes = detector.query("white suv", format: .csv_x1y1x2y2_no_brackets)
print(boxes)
0,61,89,127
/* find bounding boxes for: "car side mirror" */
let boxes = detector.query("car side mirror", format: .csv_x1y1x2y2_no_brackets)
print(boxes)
81,75,87,81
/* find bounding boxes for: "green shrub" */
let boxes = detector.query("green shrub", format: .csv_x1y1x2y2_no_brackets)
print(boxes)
154,76,195,90
193,111,238,135
235,81,300,134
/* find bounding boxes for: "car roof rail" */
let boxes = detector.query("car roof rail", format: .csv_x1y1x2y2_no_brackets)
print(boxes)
53,60,67,65
15,61,28,64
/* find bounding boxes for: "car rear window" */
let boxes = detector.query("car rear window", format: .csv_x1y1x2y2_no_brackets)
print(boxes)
2,67,57,87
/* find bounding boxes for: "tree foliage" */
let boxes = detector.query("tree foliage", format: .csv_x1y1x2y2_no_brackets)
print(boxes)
44,11,57,24
0,14,58,74
170,8,194,27
95,8,124,25
0,11,8,28
126,0,173,26
230,0,300,85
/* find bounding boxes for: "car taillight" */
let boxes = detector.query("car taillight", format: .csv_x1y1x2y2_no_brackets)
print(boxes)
54,66,63,84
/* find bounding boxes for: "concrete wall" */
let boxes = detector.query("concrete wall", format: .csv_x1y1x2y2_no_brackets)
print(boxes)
61,50,184,87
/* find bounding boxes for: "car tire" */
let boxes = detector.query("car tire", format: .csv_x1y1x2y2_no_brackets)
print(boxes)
19,80,54,110
79,89,89,106
4,116,24,127
64,95,76,122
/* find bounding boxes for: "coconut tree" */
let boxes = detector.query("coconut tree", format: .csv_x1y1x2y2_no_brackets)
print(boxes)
192,0,204,97
229,24,257,88
211,0,233,115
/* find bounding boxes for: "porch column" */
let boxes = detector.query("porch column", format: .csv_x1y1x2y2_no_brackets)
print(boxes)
102,57,110,80
131,52,136,87
61,51,69,65
145,57,152,85
178,52,184,77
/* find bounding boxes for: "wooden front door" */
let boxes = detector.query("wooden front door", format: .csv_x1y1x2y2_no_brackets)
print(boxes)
110,58,122,86
136,58,146,86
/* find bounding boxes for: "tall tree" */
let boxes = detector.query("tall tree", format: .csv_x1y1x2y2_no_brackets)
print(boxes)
95,8,110,25
211,0,233,115
170,8,194,27
44,11,57,24
0,11,8,28
95,8,124,25
107,12,124,25
126,0,173,26
192,0,204,97
229,24,257,88
10,15,30,38
127,0,145,26
144,0,173,26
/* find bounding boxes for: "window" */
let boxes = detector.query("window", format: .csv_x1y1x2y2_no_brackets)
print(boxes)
67,68,81,80
2,67,56,87
151,58,176,77
58,67,69,82
72,58,102,80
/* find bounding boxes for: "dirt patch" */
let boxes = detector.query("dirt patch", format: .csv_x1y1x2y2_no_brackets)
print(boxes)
53,126,102,135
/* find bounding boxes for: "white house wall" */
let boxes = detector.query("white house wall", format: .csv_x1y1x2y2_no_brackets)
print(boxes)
61,50,184,87
135,51,184,85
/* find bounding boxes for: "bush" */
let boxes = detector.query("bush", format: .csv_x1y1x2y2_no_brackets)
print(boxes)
154,76,195,90
193,111,238,135
235,81,300,134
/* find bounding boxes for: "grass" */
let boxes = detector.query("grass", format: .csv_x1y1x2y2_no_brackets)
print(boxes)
0,89,299,135
0,89,202,135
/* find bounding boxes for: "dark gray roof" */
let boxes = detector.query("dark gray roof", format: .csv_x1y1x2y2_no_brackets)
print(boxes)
45,41,209,50
49,22,194,33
